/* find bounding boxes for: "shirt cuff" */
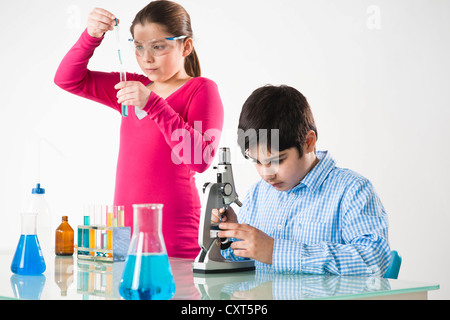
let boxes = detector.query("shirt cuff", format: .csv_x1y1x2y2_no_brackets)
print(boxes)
81,28,105,47
143,91,166,117
272,239,302,273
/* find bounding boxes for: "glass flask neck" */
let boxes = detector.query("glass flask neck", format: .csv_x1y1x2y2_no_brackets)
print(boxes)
21,213,38,235
131,204,165,254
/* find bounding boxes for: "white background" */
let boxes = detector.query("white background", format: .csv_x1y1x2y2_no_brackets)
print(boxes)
0,0,449,299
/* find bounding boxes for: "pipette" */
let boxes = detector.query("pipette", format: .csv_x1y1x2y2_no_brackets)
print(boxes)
114,18,128,117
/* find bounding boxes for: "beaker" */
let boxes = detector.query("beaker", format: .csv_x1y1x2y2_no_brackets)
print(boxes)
11,213,46,275
119,204,175,300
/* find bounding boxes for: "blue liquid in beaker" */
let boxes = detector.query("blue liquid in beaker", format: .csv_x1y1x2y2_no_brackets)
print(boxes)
119,253,175,300
11,235,46,275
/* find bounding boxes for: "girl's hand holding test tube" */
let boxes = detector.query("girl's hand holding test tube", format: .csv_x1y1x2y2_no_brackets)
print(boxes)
87,8,151,113
114,81,152,110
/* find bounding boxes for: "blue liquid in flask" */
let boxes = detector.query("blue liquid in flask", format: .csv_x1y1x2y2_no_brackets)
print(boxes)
119,253,175,300
11,235,46,275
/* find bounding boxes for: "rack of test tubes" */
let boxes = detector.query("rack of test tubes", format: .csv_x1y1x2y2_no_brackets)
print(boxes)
77,205,130,262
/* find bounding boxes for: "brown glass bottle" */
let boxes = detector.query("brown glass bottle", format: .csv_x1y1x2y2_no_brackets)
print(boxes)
55,216,74,256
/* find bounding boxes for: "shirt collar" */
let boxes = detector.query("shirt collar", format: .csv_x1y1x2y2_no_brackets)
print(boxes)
291,150,336,194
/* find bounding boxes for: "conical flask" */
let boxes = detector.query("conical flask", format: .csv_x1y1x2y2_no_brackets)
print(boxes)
11,213,46,275
119,204,175,300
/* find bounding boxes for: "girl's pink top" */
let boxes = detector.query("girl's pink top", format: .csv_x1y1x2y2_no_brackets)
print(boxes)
54,29,224,258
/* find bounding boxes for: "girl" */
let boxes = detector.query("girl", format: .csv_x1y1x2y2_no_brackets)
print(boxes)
54,1,224,258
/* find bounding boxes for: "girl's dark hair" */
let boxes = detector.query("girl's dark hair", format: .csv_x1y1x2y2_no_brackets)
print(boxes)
130,0,201,77
238,85,318,158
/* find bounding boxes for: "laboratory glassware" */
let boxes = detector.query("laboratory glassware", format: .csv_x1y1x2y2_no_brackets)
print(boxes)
11,212,46,275
115,205,125,227
55,216,74,256
119,204,175,300
83,215,90,255
27,183,52,253
114,18,128,117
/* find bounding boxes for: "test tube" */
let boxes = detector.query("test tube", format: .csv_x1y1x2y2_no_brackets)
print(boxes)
95,205,103,256
120,71,128,117
114,18,128,117
101,205,107,256
112,205,118,228
83,215,90,255
117,205,125,227
107,205,113,257
77,220,83,254
89,205,95,256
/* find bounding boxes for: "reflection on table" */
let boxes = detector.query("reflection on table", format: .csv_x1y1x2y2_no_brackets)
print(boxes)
194,266,391,300
1,253,439,300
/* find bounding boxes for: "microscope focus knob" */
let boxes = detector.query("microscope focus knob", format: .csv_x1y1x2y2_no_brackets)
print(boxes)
221,183,233,197
202,182,211,194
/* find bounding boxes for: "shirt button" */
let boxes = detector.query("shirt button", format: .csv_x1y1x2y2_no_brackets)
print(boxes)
278,225,283,230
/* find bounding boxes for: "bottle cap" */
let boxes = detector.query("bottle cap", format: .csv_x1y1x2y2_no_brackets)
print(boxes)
32,183,45,194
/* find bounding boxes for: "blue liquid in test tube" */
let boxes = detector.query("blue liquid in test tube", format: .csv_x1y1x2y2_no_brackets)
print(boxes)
83,216,90,255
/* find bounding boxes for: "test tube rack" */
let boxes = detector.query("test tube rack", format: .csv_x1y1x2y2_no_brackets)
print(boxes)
77,225,131,262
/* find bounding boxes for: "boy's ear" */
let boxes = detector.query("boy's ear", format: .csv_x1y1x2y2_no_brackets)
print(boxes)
305,130,317,153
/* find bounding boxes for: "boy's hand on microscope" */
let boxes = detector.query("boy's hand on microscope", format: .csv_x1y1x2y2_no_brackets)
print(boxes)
87,8,117,38
211,207,237,224
218,223,274,265
115,81,152,109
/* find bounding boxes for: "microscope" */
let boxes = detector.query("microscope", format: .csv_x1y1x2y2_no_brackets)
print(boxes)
192,147,255,273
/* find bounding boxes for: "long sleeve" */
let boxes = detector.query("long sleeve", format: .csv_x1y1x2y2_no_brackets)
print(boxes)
222,152,390,276
142,80,224,173
272,178,390,276
54,28,148,112
54,29,224,174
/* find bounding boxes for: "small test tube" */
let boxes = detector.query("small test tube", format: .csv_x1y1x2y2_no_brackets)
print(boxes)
95,205,103,256
112,206,118,227
107,205,113,257
77,222,83,254
101,205,107,256
83,215,90,255
118,205,125,227
114,18,128,117
89,205,95,256
120,71,128,117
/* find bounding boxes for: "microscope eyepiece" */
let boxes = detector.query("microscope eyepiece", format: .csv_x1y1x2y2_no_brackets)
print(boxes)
218,147,231,164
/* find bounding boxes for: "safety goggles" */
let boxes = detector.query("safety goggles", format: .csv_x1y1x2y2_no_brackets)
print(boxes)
128,36,187,57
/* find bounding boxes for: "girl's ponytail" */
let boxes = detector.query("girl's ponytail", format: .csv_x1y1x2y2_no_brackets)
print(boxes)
185,47,201,77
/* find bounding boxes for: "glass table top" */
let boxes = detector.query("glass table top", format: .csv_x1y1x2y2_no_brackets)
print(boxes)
0,250,439,300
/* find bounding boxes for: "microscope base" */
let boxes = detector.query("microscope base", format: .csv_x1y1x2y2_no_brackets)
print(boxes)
192,260,255,274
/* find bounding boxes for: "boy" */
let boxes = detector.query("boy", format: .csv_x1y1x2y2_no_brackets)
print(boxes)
215,85,390,276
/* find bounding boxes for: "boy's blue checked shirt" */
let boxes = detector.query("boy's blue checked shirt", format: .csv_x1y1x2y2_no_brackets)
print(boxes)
222,151,390,276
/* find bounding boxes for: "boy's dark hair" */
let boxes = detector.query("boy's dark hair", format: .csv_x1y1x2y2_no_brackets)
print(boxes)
237,85,318,158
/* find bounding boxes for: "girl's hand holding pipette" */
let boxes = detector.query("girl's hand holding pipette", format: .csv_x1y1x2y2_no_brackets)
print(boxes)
87,8,117,38
115,81,152,110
